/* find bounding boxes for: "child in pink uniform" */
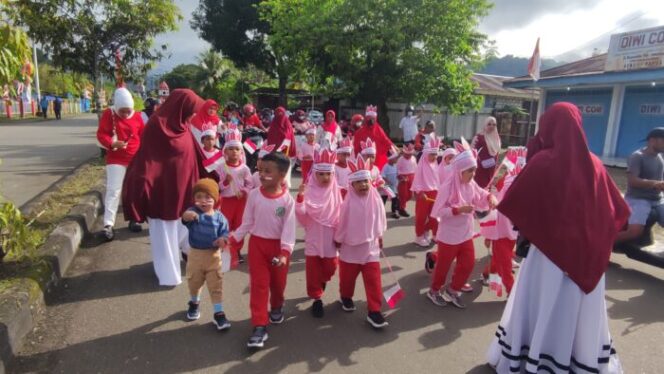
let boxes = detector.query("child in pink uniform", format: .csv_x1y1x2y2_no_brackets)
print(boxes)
359,138,386,190
297,125,320,184
251,143,276,189
296,149,343,318
334,156,389,329
412,137,442,247
215,127,253,266
230,152,296,349
335,137,353,199
426,140,497,309
396,144,417,217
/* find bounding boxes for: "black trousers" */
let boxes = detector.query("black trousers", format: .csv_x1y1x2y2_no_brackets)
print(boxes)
381,195,400,213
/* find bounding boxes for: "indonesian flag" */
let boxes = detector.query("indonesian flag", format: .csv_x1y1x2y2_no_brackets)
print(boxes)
277,138,292,153
478,209,497,228
380,186,397,199
528,37,541,81
202,151,225,173
243,139,258,154
383,283,405,308
489,273,503,297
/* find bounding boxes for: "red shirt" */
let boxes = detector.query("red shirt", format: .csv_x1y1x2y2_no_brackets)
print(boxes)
96,108,145,166
243,114,264,130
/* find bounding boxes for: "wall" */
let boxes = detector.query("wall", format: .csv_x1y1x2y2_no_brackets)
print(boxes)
616,85,664,157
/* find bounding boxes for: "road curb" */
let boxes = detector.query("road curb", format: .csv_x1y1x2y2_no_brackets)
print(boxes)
0,168,105,374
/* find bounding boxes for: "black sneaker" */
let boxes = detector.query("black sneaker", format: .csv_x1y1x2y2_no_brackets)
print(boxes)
128,220,142,233
366,311,389,329
442,287,466,309
247,326,269,348
391,212,400,219
186,301,200,320
426,289,447,307
311,299,324,318
398,209,410,218
340,298,356,312
269,308,284,324
102,225,114,242
213,312,231,330
425,251,436,273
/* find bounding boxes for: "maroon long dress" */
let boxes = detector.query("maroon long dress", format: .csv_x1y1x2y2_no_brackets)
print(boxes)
472,134,498,188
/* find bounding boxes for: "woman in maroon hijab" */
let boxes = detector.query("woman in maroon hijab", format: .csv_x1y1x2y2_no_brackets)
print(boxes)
486,103,630,373
266,106,296,186
122,89,205,286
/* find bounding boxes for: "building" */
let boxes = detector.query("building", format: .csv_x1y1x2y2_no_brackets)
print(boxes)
504,25,664,164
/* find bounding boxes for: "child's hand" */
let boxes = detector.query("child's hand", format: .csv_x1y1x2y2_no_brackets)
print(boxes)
298,183,306,195
228,233,238,245
458,205,474,214
111,141,127,149
182,210,198,222
484,238,491,249
488,195,499,210
275,255,288,267
225,173,233,184
214,237,228,249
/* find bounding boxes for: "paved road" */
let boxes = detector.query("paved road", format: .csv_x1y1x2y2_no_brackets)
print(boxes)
0,115,99,207
10,174,664,373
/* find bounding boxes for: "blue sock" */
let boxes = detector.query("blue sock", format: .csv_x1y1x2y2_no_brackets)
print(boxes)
191,295,201,304
213,303,223,314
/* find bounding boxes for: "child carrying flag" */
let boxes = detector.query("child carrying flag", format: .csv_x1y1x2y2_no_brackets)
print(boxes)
334,156,389,329
396,144,417,217
215,126,253,266
230,152,296,349
412,137,442,247
297,125,320,184
426,140,497,309
296,149,343,318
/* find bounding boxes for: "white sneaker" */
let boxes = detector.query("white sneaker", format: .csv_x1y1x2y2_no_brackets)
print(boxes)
414,236,430,247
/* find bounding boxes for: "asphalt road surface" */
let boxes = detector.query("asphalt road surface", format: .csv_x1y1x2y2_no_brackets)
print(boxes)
0,115,99,207
10,175,664,374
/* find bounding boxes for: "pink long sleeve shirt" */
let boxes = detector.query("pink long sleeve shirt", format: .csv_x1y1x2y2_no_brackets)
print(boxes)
397,156,417,176
335,164,350,190
216,162,253,198
232,188,296,253
431,180,491,245
295,199,338,258
297,142,320,161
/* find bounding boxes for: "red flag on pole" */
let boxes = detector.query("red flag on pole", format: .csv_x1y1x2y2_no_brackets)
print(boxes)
527,38,541,81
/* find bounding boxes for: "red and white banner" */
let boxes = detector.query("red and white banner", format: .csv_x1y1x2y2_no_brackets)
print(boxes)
528,38,541,81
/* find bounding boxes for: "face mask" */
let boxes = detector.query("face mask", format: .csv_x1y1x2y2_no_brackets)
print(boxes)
355,121,362,128
407,111,413,116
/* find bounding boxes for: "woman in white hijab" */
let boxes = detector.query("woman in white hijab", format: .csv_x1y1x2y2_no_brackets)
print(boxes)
96,87,146,240
471,116,501,188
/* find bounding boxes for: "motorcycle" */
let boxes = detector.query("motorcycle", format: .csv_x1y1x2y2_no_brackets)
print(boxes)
242,127,266,173
614,209,664,268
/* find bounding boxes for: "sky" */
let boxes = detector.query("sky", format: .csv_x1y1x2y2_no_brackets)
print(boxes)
152,0,664,73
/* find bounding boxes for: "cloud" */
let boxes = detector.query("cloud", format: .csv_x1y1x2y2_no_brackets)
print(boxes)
153,0,210,73
480,0,604,33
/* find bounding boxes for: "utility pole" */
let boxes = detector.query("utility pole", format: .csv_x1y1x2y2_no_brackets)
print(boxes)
33,44,41,103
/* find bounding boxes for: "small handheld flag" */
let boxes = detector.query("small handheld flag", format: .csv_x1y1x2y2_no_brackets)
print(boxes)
384,283,405,308
243,138,258,154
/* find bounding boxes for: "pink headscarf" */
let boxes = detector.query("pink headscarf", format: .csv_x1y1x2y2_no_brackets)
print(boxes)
438,148,458,185
303,171,343,228
411,154,439,192
335,157,386,245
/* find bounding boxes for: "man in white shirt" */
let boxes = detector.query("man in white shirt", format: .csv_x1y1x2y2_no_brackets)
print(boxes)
399,105,420,144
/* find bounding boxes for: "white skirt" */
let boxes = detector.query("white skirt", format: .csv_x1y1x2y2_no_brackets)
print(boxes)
487,246,622,374
147,218,189,286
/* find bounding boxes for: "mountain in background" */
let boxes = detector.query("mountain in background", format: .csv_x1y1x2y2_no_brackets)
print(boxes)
479,55,566,77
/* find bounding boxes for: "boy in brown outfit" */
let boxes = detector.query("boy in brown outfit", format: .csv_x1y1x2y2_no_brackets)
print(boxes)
182,178,231,330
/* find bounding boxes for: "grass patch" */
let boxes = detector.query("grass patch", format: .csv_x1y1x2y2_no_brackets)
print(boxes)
0,157,105,294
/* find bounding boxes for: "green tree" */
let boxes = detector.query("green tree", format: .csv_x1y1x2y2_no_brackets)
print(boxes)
0,0,31,87
38,63,91,96
13,0,181,108
191,0,295,105
197,49,233,99
161,64,205,91
260,0,491,133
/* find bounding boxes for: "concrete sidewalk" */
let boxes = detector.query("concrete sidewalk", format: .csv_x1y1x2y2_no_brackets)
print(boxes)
10,175,664,373
0,114,99,207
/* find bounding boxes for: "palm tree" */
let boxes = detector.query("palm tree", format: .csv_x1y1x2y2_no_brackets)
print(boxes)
197,49,233,97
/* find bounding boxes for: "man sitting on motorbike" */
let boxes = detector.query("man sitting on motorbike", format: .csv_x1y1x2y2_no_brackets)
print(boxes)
616,127,664,243
292,109,312,135
243,103,266,131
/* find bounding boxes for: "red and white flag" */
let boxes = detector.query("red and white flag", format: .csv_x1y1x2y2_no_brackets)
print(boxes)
384,283,405,309
527,37,541,81
202,151,225,173
243,139,258,154
277,138,292,153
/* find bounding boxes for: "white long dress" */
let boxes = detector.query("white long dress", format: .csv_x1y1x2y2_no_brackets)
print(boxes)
487,246,623,374
147,218,190,286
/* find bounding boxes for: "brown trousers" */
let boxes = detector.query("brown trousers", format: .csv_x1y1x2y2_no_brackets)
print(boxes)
186,248,223,304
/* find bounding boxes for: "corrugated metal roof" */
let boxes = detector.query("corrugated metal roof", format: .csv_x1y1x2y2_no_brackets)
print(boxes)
472,73,538,97
539,53,607,78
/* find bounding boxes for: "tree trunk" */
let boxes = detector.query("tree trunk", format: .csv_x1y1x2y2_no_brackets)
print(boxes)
278,74,287,107
378,99,390,138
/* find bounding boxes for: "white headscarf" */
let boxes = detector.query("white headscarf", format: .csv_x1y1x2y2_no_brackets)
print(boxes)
112,87,135,116
482,116,501,156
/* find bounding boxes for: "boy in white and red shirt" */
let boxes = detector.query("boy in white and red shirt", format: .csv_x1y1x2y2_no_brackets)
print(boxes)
335,137,353,199
230,152,296,349
251,143,276,189
334,156,389,329
215,127,253,266
295,149,343,318
396,143,417,217
297,125,320,184
200,124,224,175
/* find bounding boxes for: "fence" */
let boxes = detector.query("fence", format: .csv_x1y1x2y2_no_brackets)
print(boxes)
0,98,91,119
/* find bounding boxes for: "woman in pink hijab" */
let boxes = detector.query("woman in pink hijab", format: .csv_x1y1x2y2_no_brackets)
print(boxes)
295,149,343,318
472,116,501,188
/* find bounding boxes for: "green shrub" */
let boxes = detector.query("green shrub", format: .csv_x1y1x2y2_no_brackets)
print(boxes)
0,202,43,263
